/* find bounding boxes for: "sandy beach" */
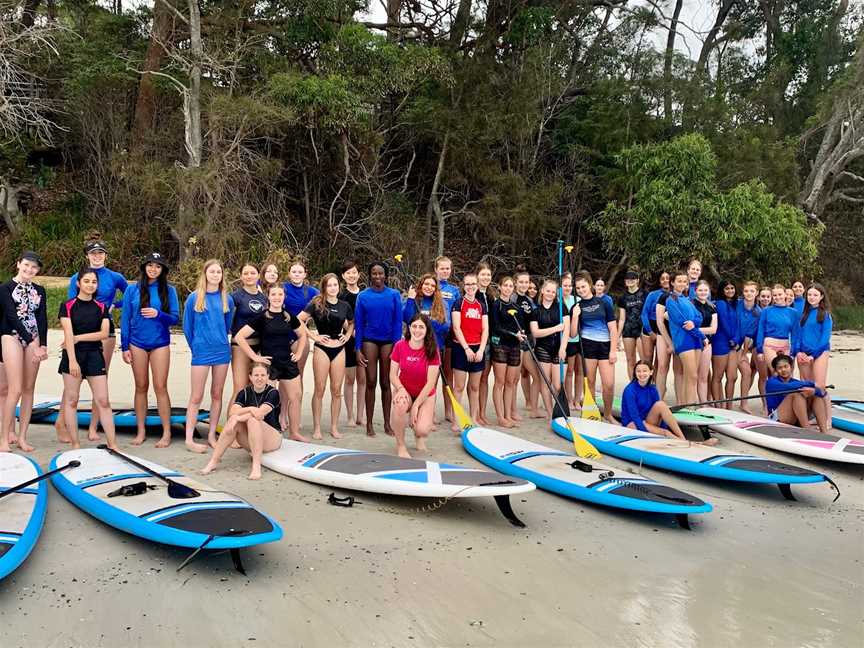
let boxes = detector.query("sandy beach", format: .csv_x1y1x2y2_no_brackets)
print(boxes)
1,330,862,648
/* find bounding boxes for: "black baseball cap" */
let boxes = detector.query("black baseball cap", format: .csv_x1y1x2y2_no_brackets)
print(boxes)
141,252,169,272
85,241,108,254
19,250,43,268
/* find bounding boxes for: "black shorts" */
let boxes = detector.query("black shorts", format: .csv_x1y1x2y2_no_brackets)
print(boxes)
269,359,299,381
345,338,357,368
491,343,520,367
107,318,116,339
648,320,660,336
59,348,106,377
581,338,611,361
452,344,485,373
566,341,580,358
315,343,345,362
622,321,642,339
231,335,261,351
534,343,562,364
362,339,393,351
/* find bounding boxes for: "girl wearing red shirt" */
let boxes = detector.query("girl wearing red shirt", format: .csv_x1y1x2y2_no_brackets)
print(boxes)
450,272,489,433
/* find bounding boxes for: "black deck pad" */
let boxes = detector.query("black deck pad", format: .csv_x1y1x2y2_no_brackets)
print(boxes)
701,457,821,477
310,453,427,473
599,481,706,506
0,543,13,559
157,507,273,536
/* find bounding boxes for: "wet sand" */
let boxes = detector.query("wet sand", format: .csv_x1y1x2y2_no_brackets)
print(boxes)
2,331,862,647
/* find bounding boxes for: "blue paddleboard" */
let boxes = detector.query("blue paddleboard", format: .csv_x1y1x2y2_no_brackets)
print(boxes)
0,455,49,580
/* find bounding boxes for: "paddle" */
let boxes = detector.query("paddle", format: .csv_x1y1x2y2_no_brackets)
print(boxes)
0,460,81,502
553,241,569,420
97,444,200,499
508,310,600,459
671,385,835,412
438,362,474,431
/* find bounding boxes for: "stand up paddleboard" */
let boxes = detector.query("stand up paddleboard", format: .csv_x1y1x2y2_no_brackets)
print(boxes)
25,397,208,428
50,448,282,572
260,439,535,527
462,427,711,529
695,407,864,464
603,397,729,428
831,398,864,436
551,417,836,501
0,455,49,579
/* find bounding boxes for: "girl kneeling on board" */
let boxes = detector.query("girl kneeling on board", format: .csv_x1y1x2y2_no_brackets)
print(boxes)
201,362,283,480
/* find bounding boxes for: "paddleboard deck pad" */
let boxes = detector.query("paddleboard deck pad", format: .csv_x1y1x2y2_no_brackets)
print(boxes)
0,455,49,580
50,448,282,572
25,398,208,428
261,439,535,527
462,427,710,529
605,397,730,428
696,407,864,465
552,417,836,500
831,399,864,436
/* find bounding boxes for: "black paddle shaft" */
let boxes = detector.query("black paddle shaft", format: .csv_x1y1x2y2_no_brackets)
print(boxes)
0,460,80,501
671,384,835,412
509,312,570,420
97,444,200,499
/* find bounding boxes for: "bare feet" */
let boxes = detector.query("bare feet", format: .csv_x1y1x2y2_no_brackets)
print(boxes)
290,432,310,442
70,442,81,450
477,415,491,426
701,437,719,446
384,427,395,437
415,439,428,453
56,434,72,444
511,413,523,423
366,428,376,437
529,410,545,419
740,405,753,415
7,433,18,446
18,440,35,453
0,443,9,453
603,416,620,425
155,435,172,448
248,467,262,480
131,434,146,446
186,440,208,453
312,430,323,440
230,440,241,449
396,445,411,459
200,460,218,475
207,435,218,449
87,429,100,442
497,418,515,429
330,429,342,439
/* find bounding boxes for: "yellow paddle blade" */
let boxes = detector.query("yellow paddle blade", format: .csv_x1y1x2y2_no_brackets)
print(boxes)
565,417,601,459
446,386,474,431
581,378,602,421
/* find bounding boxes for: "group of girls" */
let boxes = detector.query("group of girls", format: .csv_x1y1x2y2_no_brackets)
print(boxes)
634,259,833,434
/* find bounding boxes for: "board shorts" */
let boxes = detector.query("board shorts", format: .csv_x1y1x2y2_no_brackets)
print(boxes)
622,320,642,339
491,343,520,367
453,344,485,373
59,348,106,378
533,343,562,365
566,341,580,358
269,359,299,381
581,338,611,361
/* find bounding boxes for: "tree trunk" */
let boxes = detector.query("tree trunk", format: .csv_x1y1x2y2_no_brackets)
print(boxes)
20,0,41,28
449,0,472,49
426,133,449,257
185,0,202,169
386,0,402,41
663,0,684,127
0,178,22,237
683,0,735,127
131,0,177,149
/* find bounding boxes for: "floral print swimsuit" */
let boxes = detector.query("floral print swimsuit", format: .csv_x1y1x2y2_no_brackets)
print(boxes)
11,281,41,346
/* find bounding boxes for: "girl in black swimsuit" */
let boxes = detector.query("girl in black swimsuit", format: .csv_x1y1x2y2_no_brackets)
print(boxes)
298,273,354,440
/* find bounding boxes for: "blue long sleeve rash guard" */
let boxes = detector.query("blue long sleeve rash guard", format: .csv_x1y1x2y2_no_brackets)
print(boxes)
403,296,450,349
766,376,826,414
620,380,662,432
354,286,403,350
120,282,179,352
664,293,706,352
796,309,832,358
183,291,235,366
68,267,128,309
756,305,798,353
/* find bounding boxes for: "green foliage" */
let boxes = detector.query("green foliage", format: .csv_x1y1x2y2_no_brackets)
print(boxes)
833,305,864,332
593,134,820,280
268,72,366,131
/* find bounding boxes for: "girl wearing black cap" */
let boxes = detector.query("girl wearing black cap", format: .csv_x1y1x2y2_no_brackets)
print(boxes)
55,238,129,444
119,252,180,447
0,251,48,453
616,269,647,378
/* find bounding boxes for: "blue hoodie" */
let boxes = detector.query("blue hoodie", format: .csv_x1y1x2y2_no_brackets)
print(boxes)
403,296,450,349
796,309,832,358
120,282,179,351
183,291,235,366
354,286,403,349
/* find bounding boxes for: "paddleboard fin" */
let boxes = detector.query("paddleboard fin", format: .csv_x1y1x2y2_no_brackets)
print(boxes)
778,484,796,501
676,514,691,531
825,476,841,503
230,549,246,576
494,495,526,528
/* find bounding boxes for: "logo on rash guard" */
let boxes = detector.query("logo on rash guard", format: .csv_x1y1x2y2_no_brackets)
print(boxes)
249,300,265,313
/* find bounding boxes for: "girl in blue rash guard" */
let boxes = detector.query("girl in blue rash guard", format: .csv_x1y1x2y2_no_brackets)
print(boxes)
791,281,806,315
640,271,670,372
686,258,703,299
57,240,129,443
621,361,695,442
183,259,235,453
355,262,403,437
230,263,267,395
571,271,618,422
692,280,717,402
593,278,614,310
403,273,450,350
664,270,707,407
766,354,829,433
796,283,833,424
735,281,762,412
710,280,740,407
120,252,180,448
756,284,799,375
283,259,319,407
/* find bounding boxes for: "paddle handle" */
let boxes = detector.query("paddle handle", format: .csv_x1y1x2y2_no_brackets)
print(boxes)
0,460,80,501
97,444,172,486
671,385,835,412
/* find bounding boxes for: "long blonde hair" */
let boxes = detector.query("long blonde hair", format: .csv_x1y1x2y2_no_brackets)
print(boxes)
194,259,230,313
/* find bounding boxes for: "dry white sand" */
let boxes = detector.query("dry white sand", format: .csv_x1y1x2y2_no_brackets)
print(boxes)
1,330,862,647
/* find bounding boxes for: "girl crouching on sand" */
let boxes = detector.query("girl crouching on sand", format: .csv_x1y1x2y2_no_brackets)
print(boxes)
201,362,283,480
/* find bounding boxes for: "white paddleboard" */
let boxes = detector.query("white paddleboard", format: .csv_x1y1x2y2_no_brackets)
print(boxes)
0,454,49,580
